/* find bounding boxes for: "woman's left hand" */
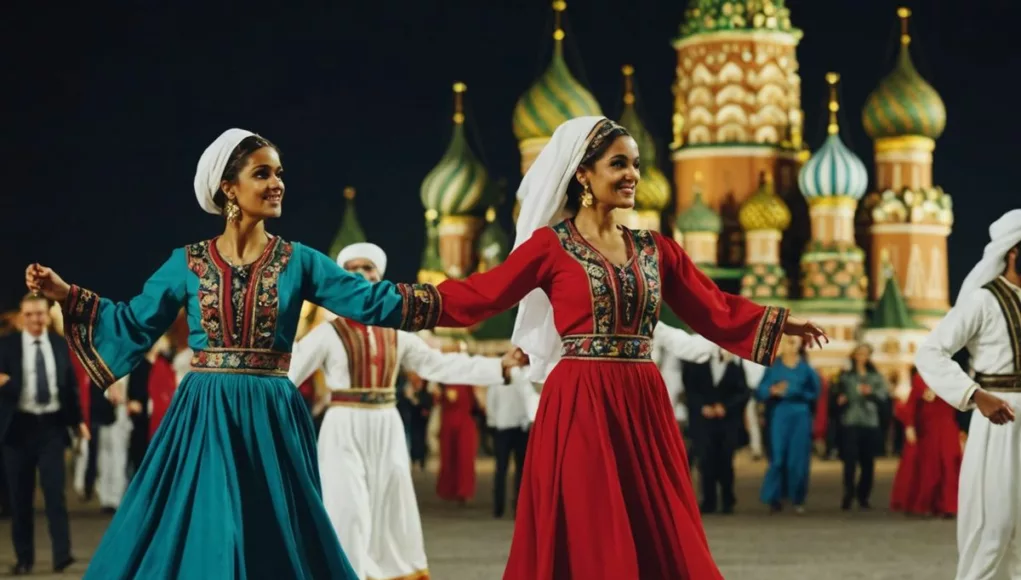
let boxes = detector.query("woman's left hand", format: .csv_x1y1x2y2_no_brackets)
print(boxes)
783,316,829,349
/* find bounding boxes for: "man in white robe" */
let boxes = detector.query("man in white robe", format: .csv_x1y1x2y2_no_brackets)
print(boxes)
915,209,1021,580
288,242,523,580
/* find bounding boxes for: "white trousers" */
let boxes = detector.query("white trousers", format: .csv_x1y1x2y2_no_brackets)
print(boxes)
745,396,763,457
319,404,428,580
957,397,1021,580
97,405,132,509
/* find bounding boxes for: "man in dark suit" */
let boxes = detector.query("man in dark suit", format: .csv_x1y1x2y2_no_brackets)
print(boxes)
0,294,87,575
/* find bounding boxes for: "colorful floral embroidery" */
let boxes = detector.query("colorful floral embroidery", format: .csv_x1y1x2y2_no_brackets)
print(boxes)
751,305,789,365
247,240,292,349
62,284,116,389
331,319,399,389
329,388,398,407
190,348,290,376
561,334,653,360
396,283,441,331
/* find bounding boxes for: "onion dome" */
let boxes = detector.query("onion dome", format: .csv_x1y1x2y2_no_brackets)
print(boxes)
511,1,602,142
739,172,791,232
675,176,721,234
799,73,869,200
618,65,671,212
862,8,946,141
477,207,510,269
421,83,490,217
678,0,799,37
327,186,366,260
867,251,924,329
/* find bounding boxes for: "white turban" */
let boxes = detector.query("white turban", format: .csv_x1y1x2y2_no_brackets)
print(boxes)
957,209,1021,302
336,242,388,277
194,128,255,215
511,116,606,383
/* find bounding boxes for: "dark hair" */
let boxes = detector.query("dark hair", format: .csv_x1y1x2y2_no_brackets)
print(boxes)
848,343,878,374
211,134,279,212
564,120,631,214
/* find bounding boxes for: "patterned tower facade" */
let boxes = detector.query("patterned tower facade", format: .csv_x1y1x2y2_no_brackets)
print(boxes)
796,73,870,376
862,251,929,394
671,0,806,266
862,8,951,328
617,65,671,232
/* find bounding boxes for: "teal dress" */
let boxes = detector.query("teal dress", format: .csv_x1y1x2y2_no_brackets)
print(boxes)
62,236,440,579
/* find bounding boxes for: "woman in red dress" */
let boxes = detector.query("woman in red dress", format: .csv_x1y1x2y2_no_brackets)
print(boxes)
890,367,963,517
436,384,479,503
404,117,827,579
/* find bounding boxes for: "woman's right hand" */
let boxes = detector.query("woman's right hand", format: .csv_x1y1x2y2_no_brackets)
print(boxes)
25,264,71,302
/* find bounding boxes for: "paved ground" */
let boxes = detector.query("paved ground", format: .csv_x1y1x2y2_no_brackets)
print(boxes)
1,453,956,579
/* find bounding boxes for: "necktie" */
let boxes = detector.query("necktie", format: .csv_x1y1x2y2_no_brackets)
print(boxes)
34,340,51,406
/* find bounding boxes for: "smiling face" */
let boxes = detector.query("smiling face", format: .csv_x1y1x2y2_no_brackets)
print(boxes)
575,134,640,211
220,146,285,220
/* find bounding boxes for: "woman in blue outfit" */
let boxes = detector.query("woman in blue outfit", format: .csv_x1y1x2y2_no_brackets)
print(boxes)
756,334,820,514
24,129,440,579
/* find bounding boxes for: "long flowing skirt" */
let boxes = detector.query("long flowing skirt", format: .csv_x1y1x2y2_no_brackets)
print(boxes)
503,359,723,580
84,372,357,579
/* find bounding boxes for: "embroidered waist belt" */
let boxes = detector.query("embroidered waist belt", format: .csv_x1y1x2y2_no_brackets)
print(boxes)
330,388,397,407
560,334,653,361
190,348,291,377
975,372,1021,392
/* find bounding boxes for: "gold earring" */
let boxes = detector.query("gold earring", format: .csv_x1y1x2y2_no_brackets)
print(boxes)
581,183,594,208
224,198,241,223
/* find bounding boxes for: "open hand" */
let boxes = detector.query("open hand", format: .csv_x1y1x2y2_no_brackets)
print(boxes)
904,426,917,445
25,264,71,303
78,422,91,441
501,348,528,370
973,389,1015,425
0,373,9,388
783,316,828,350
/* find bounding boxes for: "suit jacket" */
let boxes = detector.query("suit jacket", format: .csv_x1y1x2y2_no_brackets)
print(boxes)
0,331,83,444
683,359,749,443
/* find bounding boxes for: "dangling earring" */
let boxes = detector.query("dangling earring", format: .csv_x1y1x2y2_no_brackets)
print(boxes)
580,183,594,208
224,198,241,223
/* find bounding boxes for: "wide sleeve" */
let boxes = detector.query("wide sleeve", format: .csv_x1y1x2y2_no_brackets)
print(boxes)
433,229,552,328
652,322,717,363
914,289,988,411
398,331,505,386
62,249,188,390
654,232,789,366
299,244,440,332
287,322,335,386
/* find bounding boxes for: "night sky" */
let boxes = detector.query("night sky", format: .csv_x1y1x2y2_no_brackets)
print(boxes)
3,0,1016,311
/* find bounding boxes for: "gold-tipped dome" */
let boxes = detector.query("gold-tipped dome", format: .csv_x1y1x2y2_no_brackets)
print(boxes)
862,8,946,141
618,65,671,212
421,83,491,216
739,172,791,231
512,1,602,143
676,176,721,234
799,73,869,200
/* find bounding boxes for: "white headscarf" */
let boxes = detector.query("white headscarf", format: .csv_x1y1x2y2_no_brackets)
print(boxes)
511,116,606,383
194,128,255,215
336,242,388,277
957,209,1021,302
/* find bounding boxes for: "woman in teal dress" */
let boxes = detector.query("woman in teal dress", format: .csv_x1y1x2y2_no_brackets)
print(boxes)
24,129,439,579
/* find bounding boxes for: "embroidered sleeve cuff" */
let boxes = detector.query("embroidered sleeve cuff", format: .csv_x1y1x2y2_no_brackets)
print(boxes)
396,283,442,332
750,306,789,366
62,285,116,389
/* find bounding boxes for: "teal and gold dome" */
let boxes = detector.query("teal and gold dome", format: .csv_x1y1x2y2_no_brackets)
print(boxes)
862,8,946,141
799,73,869,200
327,186,367,260
678,0,799,38
512,1,602,142
739,172,791,232
618,65,671,212
676,190,721,234
421,83,491,217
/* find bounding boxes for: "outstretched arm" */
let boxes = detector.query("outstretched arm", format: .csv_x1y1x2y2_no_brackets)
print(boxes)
399,331,507,386
652,322,717,363
288,322,339,387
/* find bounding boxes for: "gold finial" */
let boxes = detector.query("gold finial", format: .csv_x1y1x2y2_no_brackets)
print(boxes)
825,72,840,136
622,65,635,105
897,7,911,45
553,1,566,41
425,208,438,221
452,82,466,125
344,186,356,200
485,207,496,223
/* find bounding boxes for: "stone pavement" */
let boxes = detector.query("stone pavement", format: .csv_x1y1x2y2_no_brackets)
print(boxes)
0,453,956,579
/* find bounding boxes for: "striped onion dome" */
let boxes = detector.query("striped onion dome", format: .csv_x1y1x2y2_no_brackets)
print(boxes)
512,5,602,142
799,73,869,200
675,191,721,234
618,65,671,212
739,172,791,232
327,187,367,260
862,9,946,141
421,83,490,217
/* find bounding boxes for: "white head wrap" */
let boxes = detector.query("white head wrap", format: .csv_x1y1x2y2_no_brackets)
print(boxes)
194,128,255,215
511,116,607,383
336,242,388,277
956,209,1021,303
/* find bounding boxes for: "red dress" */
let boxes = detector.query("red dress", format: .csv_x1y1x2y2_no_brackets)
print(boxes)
436,384,479,502
890,373,962,516
419,221,788,579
